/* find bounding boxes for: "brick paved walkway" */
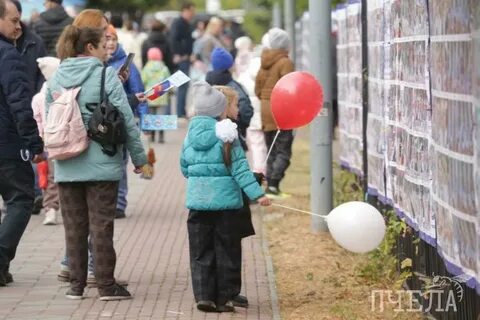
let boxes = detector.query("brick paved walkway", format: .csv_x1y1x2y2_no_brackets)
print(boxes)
0,124,277,320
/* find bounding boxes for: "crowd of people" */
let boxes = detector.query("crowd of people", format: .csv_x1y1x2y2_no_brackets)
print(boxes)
0,0,296,312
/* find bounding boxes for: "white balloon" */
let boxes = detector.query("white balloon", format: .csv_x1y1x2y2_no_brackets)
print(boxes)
326,201,386,253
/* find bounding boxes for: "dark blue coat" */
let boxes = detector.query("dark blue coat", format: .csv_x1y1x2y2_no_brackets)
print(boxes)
16,22,47,94
107,45,147,117
0,34,43,160
205,70,253,149
169,16,193,57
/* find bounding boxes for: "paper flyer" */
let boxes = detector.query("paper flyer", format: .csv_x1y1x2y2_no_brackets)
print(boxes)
144,70,190,96
141,115,178,131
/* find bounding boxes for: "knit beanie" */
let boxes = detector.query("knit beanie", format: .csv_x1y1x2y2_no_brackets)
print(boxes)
147,47,163,61
192,82,227,118
211,47,234,71
268,28,289,50
37,57,60,80
234,36,252,51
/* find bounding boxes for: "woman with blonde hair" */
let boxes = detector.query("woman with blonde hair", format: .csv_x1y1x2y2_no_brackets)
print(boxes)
195,17,225,69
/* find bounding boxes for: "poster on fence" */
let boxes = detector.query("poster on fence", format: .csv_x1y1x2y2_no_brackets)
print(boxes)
381,0,434,245
430,0,478,290
366,0,386,198
337,1,364,175
337,0,480,291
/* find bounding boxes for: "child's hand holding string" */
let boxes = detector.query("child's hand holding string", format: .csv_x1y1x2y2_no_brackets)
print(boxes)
257,196,272,206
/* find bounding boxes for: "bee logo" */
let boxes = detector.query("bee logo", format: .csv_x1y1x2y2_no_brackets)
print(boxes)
416,272,470,302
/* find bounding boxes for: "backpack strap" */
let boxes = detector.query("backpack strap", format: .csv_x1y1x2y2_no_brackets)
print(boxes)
85,66,108,111
101,144,117,157
100,66,107,103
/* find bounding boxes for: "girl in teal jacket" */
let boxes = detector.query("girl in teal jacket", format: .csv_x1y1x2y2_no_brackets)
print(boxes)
180,82,270,313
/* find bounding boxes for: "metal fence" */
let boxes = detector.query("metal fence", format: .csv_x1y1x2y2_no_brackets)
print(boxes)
295,0,480,318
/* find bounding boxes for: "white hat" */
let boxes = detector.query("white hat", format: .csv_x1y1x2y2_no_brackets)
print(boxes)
267,28,289,50
37,57,60,81
234,36,252,51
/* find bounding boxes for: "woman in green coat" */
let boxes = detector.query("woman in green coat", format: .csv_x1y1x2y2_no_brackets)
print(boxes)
46,26,146,301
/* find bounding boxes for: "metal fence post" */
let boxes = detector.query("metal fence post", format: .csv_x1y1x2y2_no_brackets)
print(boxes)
284,0,296,62
361,0,371,200
309,0,332,233
272,2,283,28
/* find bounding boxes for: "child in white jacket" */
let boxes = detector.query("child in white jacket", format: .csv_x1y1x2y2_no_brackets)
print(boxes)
234,38,267,175
32,57,61,225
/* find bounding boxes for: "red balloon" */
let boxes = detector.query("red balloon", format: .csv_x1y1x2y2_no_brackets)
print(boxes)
270,71,323,130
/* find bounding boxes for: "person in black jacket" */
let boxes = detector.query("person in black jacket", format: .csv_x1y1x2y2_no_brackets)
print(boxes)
33,0,72,57
0,0,44,286
13,0,47,215
206,47,253,150
169,2,195,118
13,0,46,95
141,19,174,73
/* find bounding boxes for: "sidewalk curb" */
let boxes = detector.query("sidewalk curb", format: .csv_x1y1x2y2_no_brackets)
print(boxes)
260,207,282,320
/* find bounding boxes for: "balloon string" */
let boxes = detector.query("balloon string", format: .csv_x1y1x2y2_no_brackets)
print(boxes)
264,129,281,166
271,203,328,219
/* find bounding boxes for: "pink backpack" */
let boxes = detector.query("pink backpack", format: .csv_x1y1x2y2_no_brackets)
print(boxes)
44,87,89,160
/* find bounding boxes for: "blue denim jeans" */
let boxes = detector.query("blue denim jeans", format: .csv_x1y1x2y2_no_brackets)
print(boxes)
116,148,128,212
61,236,94,274
176,60,191,118
0,160,34,270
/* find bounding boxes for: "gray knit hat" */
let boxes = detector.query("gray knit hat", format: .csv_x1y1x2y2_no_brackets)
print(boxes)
192,82,227,118
268,28,290,50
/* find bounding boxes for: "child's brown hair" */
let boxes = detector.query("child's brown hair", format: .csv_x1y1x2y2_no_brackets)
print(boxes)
214,86,239,168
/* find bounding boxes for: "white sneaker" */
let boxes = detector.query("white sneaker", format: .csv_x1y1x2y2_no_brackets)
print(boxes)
43,208,57,225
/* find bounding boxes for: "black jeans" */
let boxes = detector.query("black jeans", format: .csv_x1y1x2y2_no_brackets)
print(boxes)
0,159,34,271
187,210,242,306
264,130,294,188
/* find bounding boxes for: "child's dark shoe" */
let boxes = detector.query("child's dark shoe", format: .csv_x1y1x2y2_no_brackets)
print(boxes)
196,300,216,312
216,300,235,312
232,294,248,308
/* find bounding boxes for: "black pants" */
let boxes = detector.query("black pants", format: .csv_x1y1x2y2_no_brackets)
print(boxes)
187,210,242,306
0,159,34,271
264,130,294,188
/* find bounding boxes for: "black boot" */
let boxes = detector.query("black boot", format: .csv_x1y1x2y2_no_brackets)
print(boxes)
158,130,165,144
150,131,155,143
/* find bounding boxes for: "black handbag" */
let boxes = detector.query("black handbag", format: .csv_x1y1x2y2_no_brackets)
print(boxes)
87,67,127,157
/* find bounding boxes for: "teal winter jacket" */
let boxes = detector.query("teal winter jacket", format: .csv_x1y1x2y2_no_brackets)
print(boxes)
180,116,264,210
46,57,147,182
